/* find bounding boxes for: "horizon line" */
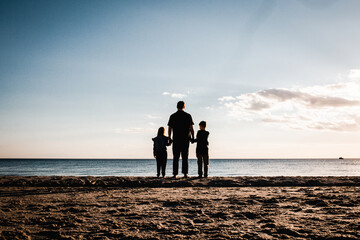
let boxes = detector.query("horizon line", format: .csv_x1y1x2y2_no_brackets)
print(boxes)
1,157,358,160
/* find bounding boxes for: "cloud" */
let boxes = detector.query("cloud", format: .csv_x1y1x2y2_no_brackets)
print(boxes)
162,91,187,99
146,114,161,120
205,106,215,111
115,128,156,134
219,70,360,131
218,96,236,102
257,88,360,108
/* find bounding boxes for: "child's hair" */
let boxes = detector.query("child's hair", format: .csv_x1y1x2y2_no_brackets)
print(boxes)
199,121,206,128
157,127,165,136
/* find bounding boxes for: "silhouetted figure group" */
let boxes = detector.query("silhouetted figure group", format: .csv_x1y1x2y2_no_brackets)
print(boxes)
152,101,209,178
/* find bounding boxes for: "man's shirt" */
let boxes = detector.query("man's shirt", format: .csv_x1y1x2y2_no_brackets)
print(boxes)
168,110,194,143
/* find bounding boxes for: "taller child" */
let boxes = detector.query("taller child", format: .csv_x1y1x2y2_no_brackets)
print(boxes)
168,101,194,178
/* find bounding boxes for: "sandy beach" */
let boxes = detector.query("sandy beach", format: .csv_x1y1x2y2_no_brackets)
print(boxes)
1,176,359,239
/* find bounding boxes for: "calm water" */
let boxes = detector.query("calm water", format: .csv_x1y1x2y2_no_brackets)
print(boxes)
0,159,360,176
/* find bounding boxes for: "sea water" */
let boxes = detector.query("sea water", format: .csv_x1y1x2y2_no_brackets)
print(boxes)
0,158,360,176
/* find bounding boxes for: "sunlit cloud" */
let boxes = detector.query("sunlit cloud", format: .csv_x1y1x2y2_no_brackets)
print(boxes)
219,70,360,131
162,91,187,99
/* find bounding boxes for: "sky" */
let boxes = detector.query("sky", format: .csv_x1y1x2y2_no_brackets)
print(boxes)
1,0,360,158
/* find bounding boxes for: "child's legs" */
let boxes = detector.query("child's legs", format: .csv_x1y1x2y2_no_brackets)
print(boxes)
203,154,209,177
155,155,161,176
196,153,203,176
161,151,167,176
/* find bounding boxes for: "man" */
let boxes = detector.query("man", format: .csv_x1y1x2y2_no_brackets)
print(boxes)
168,101,194,178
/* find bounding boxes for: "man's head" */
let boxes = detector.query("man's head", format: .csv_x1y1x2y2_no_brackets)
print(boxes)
177,101,185,110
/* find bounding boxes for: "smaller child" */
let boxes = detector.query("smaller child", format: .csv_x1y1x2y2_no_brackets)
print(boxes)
192,121,210,178
152,127,171,177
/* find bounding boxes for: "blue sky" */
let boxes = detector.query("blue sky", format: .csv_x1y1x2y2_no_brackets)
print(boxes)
1,0,360,158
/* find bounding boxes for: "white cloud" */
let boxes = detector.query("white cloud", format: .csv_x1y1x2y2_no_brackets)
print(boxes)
219,70,360,131
162,91,187,99
172,93,187,98
115,128,156,134
146,114,161,120
218,96,236,102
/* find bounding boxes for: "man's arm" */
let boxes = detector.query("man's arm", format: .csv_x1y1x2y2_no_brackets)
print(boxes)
168,126,172,140
189,114,195,140
190,125,194,140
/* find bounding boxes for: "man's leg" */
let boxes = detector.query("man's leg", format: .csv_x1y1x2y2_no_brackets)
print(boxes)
181,143,189,176
172,144,180,177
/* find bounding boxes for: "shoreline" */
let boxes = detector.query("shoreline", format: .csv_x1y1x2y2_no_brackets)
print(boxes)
1,176,360,188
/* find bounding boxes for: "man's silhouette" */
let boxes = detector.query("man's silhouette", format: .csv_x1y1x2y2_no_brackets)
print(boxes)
168,101,194,178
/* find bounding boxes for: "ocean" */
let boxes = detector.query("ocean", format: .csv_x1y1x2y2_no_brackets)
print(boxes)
0,158,359,176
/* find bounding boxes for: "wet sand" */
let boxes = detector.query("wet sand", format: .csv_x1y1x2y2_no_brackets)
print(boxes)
1,176,359,239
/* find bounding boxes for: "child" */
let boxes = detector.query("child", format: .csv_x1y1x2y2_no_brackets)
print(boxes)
152,127,171,177
192,121,210,178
